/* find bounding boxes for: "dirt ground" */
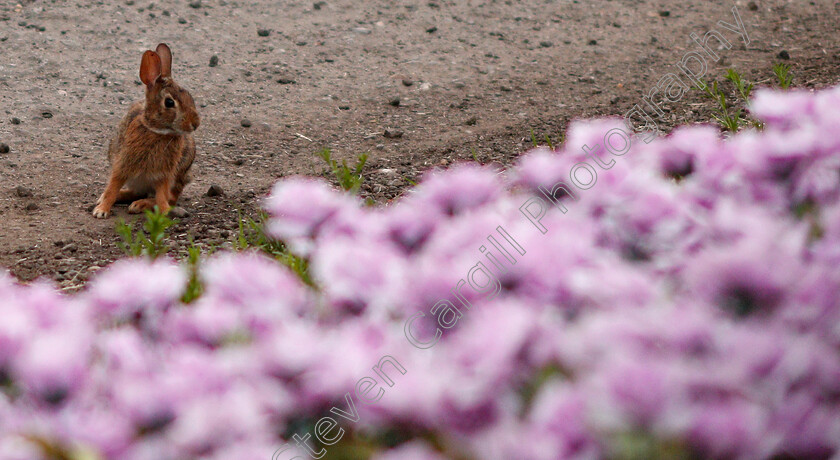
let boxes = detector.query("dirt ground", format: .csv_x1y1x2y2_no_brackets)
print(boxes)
1,0,839,290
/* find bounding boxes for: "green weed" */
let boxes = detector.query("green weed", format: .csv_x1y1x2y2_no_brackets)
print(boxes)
773,62,793,89
529,128,561,150
236,211,312,286
700,79,743,132
318,148,368,195
115,206,175,259
725,68,754,103
181,239,204,304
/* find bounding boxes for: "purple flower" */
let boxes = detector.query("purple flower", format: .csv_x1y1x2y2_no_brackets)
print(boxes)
684,228,802,318
0,435,43,460
685,400,766,459
440,300,542,385
528,383,600,459
750,88,817,129
371,441,448,460
85,258,186,324
167,385,270,456
311,236,407,317
406,164,503,216
770,393,840,459
383,202,439,255
60,406,135,458
14,329,91,406
206,441,278,460
200,252,309,323
513,146,575,192
564,118,631,161
265,177,359,255
584,356,675,431
0,301,34,374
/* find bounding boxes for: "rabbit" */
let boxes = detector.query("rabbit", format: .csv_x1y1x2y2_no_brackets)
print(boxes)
93,43,200,218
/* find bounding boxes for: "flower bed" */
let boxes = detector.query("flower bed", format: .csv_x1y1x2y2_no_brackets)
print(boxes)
2,86,840,459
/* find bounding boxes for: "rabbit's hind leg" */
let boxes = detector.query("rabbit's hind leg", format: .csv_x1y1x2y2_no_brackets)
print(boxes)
115,187,146,204
127,198,156,214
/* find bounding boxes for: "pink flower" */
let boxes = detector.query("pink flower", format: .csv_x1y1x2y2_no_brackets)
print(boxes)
14,329,91,406
85,258,186,324
406,164,503,216
265,177,359,255
199,252,310,329
371,441,448,460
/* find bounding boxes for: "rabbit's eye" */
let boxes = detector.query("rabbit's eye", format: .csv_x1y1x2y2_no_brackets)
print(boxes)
164,98,175,108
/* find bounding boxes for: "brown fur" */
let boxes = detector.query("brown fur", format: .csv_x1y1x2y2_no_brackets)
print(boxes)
93,44,200,218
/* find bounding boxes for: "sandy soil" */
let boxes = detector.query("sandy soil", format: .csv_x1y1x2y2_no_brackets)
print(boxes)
1,0,839,289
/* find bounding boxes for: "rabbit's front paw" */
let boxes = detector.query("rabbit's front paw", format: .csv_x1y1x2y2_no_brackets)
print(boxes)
92,205,111,219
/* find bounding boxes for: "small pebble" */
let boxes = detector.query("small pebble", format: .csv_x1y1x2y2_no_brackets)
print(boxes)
748,1,758,11
257,29,271,37
277,77,295,84
169,206,189,218
0,143,9,154
402,79,414,87
588,39,597,45
383,129,404,139
658,10,670,17
426,26,438,33
464,116,478,126
178,18,187,24
209,55,219,67
389,96,401,107
15,186,33,197
352,27,371,35
206,185,224,197
240,119,252,128
313,1,327,9
539,41,553,48
10,117,20,125
778,50,791,60
25,203,39,211
188,0,201,8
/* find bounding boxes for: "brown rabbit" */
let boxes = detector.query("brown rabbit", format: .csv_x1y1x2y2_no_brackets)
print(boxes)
93,43,200,218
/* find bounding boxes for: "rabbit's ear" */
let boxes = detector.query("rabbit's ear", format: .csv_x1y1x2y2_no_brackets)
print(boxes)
139,50,162,87
155,43,172,78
